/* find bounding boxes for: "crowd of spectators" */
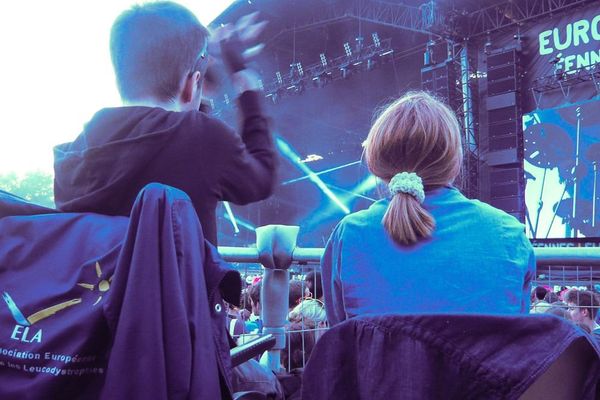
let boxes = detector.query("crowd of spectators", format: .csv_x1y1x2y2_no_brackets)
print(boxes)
529,284,600,341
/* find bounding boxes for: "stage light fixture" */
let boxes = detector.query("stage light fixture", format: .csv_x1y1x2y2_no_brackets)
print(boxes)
320,53,328,67
344,42,352,57
290,62,304,78
372,32,381,48
341,66,351,79
367,59,376,71
355,36,364,53
276,71,283,85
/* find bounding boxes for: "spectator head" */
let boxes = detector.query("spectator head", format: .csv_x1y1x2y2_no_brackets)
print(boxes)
289,280,304,310
289,298,327,324
110,1,210,106
545,304,570,320
364,91,462,245
281,322,316,371
305,271,323,300
544,291,560,304
565,289,600,327
248,282,262,316
533,286,549,301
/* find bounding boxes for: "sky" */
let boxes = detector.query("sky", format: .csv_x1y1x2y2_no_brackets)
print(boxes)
0,0,234,176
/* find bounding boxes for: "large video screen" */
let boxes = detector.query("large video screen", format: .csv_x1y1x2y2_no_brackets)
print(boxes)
524,98,600,239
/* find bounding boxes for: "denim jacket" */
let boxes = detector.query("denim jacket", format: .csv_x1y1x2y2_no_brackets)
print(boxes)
303,313,600,400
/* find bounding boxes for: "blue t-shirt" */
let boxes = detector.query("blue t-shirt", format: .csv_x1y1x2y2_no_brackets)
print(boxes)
321,186,536,326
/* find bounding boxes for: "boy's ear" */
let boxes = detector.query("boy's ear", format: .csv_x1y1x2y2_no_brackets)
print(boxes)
582,308,590,318
180,71,202,104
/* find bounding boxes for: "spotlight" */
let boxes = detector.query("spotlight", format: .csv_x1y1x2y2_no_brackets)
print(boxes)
312,72,331,88
344,42,352,57
372,32,381,48
340,65,351,79
290,62,304,78
320,53,328,67
355,36,364,53
367,58,376,71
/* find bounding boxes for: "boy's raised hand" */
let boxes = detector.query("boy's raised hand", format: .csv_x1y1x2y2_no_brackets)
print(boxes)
210,12,268,74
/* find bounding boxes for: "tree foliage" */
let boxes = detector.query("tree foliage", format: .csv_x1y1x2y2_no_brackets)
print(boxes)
0,171,55,208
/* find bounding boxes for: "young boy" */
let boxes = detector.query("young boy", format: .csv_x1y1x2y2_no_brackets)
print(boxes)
53,1,277,245
566,289,600,339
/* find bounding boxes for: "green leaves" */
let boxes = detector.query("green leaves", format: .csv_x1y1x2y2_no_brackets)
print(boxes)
0,171,54,208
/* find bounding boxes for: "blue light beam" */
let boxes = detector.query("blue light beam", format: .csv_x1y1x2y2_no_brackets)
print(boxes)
276,137,350,214
223,201,239,234
282,160,362,185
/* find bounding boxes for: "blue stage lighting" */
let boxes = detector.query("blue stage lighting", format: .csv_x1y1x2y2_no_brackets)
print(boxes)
352,174,379,195
276,137,350,214
223,201,239,233
222,205,256,232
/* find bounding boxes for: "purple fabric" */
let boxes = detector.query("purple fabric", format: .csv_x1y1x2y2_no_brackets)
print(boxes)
0,183,241,399
302,313,600,400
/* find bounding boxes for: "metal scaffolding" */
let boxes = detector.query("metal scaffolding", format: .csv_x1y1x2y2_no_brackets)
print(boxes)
445,40,480,199
463,0,597,38
269,0,597,43
268,0,448,44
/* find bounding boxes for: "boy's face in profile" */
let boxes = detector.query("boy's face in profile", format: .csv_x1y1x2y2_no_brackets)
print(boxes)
568,302,589,324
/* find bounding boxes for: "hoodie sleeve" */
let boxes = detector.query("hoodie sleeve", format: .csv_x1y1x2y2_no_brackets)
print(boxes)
216,91,277,204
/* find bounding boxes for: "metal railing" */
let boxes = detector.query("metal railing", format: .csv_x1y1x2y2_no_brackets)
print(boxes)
220,225,600,372
219,245,600,266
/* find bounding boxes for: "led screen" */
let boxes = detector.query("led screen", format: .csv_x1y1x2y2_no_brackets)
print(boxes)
524,98,600,239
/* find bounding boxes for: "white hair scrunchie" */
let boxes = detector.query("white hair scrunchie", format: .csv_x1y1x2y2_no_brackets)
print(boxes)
388,172,425,204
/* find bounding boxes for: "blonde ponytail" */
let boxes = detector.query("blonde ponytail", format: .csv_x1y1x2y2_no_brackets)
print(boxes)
383,193,435,245
364,91,462,246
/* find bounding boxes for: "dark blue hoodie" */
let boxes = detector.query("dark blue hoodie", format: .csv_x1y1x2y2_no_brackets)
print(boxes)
54,91,276,245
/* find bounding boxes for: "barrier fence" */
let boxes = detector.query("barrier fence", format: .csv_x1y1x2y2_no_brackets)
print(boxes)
218,225,600,372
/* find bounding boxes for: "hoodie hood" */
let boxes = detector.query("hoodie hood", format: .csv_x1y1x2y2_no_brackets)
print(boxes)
54,106,188,215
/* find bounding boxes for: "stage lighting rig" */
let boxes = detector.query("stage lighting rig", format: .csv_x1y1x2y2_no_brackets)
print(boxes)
320,53,328,68
206,35,394,110
344,42,353,57
355,36,364,53
372,33,381,48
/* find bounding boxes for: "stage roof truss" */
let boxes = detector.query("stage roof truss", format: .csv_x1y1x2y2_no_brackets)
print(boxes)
465,0,597,38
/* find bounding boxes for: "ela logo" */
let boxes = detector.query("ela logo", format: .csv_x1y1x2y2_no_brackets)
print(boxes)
2,292,81,343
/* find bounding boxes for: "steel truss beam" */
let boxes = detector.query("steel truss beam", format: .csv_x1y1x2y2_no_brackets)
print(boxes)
268,0,444,45
268,0,596,44
464,0,596,38
444,41,480,199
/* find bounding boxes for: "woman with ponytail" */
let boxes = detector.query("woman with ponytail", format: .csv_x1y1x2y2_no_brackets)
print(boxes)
321,91,535,326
